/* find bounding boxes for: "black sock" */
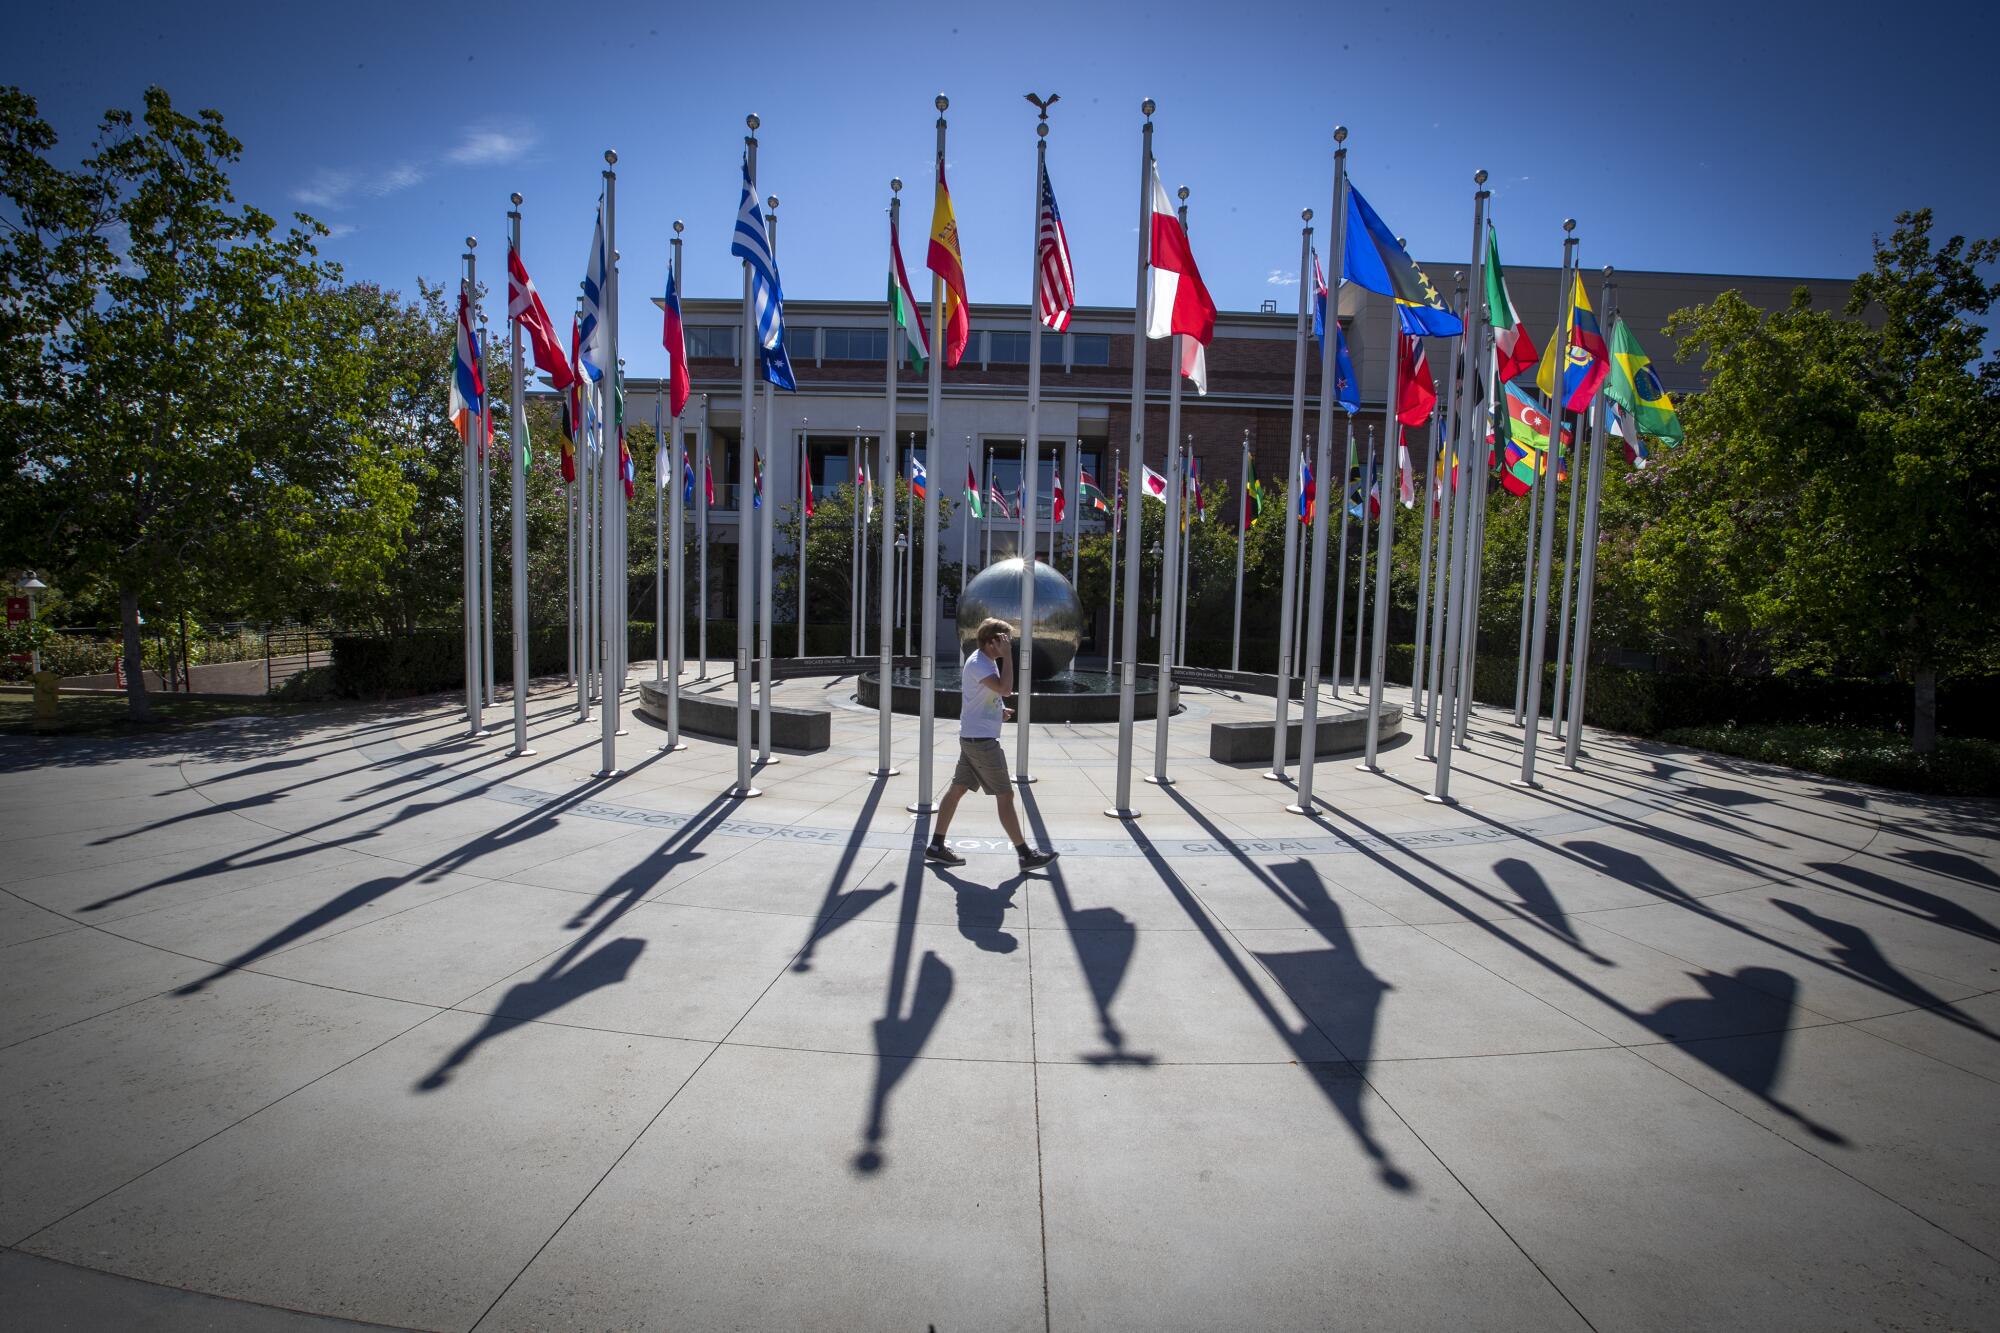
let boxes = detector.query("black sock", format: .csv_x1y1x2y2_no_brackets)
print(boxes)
1014,842,1030,857
930,834,946,848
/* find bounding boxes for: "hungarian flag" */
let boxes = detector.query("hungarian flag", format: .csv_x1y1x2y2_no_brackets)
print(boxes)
1484,225,1538,383
926,160,969,367
964,461,983,518
1606,316,1683,448
889,208,930,375
661,265,690,416
1051,471,1065,524
508,247,575,391
1491,383,1572,495
1396,333,1437,426
1537,272,1611,412
1141,465,1169,502
801,451,814,518
1145,161,1217,395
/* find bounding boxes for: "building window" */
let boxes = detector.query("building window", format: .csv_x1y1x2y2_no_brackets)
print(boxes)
782,326,815,364
1071,334,1110,366
823,327,889,362
986,330,1066,365
685,326,737,360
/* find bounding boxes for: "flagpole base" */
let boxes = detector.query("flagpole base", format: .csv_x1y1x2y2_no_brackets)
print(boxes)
729,785,763,800
1509,778,1541,790
509,747,537,759
659,741,688,752
1102,807,1141,821
595,768,622,779
1015,775,1038,786
615,728,629,737
1261,770,1291,783
1423,793,1455,806
1143,774,1174,787
1284,802,1318,815
872,767,902,777
906,802,935,815
1354,762,1380,773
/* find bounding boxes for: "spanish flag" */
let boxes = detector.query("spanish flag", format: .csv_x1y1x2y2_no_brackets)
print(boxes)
926,159,970,368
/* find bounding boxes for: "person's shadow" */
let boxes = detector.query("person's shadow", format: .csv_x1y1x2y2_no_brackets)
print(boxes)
934,868,1020,954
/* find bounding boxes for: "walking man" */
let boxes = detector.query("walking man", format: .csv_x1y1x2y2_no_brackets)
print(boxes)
925,617,1059,871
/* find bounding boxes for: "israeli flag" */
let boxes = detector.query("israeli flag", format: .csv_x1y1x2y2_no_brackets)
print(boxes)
578,196,608,382
728,158,796,391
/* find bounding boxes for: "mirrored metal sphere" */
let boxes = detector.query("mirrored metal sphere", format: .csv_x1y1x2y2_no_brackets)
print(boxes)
956,558,1082,680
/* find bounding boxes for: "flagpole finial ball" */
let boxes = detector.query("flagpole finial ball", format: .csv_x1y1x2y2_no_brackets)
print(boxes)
1301,208,1312,222
1333,126,1348,143
767,196,778,211
1563,218,1577,233
1474,170,1488,186
1037,122,1048,139
1603,264,1614,277
746,114,759,131
935,94,949,112
673,219,684,235
1142,98,1156,117
604,150,617,166
510,192,522,206
1178,185,1189,202
465,236,476,250
891,177,902,193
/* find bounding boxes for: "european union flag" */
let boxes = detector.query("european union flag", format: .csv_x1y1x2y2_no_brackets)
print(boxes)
1343,183,1462,338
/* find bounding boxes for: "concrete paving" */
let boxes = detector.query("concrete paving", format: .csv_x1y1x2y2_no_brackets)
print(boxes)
0,668,1995,1331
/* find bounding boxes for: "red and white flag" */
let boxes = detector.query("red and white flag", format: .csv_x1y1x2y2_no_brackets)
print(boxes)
507,247,575,391
801,450,814,518
1397,439,1416,509
1037,161,1076,332
1144,161,1216,395
1050,469,1065,524
1141,464,1169,501
1396,333,1436,426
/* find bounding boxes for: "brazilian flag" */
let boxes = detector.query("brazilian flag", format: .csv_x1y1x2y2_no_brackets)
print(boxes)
1243,460,1265,531
1605,317,1683,448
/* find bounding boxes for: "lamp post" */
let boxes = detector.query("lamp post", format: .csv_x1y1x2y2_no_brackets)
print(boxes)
18,575,46,674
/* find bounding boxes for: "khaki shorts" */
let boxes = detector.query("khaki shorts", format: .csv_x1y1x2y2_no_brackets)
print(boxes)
952,738,1011,795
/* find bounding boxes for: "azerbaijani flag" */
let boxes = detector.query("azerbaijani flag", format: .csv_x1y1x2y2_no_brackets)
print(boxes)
1605,316,1683,448
889,208,929,375
926,160,969,368
1485,225,1538,383
1536,271,1610,412
1492,383,1572,495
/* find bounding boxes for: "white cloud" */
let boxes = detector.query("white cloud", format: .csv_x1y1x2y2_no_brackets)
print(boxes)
1266,269,1298,286
294,168,357,208
447,125,539,166
368,163,425,196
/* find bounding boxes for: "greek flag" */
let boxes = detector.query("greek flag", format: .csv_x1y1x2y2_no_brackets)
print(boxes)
728,158,795,391
578,195,608,382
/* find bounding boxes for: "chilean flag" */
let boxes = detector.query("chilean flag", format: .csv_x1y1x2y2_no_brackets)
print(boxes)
1144,161,1216,395
662,267,691,418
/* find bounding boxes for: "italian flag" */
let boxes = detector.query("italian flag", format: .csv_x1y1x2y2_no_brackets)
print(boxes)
889,210,930,375
1485,224,1539,384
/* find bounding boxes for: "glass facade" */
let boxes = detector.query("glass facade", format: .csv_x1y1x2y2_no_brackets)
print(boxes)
684,325,737,360
823,327,889,362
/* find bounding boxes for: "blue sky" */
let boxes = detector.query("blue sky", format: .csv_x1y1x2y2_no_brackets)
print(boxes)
8,0,1995,380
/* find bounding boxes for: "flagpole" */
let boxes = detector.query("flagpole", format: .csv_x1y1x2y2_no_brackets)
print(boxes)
959,437,971,596
1015,102,1054,784
1177,449,1192,666
1067,441,1079,590
478,313,495,712
982,444,993,567
912,95,949,817
1421,172,1491,800
1108,99,1153,820
755,198,781,766
903,446,913,658
1232,429,1248,672
698,396,711,682
1564,266,1615,768
665,223,687,751
1106,449,1120,668
1351,426,1371,700
797,431,809,659
1288,127,1352,808
1146,181,1190,790
655,397,666,686
876,181,901,777
1328,408,1353,699
1550,341,1587,740
1422,282,1468,758
849,434,860,657
461,246,482,738
504,199,534,757
1457,353,1497,754
565,431,575,692
732,119,762,799
595,153,621,774
1517,221,1578,788
1511,425,1541,725
1412,278,1460,723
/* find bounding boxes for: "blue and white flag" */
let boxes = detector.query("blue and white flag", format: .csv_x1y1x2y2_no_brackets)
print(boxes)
578,196,609,382
728,157,796,391
654,396,667,489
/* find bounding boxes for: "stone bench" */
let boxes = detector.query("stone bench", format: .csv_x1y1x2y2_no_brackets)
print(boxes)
637,678,830,752
1208,702,1405,764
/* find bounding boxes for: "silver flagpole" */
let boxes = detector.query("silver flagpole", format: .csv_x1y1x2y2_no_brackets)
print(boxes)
1564,266,1615,768
732,119,761,798
697,396,710,682
1422,288,1468,758
902,448,913,657
960,436,970,594
1427,176,1492,798
1352,426,1372,701
655,398,665,684
575,306,589,721
506,198,534,757
1329,411,1354,697
1018,95,1054,785
1067,440,1079,590
597,152,621,775
850,434,860,657
1360,296,1403,766
982,444,993,567
1287,128,1349,807
1456,334,1498,753
1412,278,1460,721
1108,98,1154,820
877,181,901,777
1512,455,1540,724
1231,429,1248,672
1550,348,1587,740
797,427,809,659
757,199,780,765
912,95,949,816
665,224,687,751
1266,210,1312,781
1517,221,1578,787
1177,451,1192,666
479,316,495,711
462,246,483,737
566,430,576,692
1106,448,1120,667
1147,181,1190,789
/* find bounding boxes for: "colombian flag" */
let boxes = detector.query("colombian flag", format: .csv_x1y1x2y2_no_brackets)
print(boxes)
1536,272,1610,413
926,160,970,368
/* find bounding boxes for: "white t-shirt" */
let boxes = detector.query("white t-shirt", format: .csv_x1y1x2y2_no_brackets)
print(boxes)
960,650,1005,739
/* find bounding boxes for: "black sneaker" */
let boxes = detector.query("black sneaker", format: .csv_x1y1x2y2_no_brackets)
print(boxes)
925,843,967,867
1017,849,1059,871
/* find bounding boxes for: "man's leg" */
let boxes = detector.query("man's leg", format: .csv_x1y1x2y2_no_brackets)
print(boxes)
994,791,1028,846
934,783,970,839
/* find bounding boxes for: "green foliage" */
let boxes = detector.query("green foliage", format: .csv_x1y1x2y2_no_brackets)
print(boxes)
1655,724,2000,798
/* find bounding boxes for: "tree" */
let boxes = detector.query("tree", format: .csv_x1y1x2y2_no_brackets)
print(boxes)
0,86,405,719
1650,210,2000,749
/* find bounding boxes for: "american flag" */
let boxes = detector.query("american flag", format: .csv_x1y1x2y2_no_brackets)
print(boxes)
1036,161,1075,332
